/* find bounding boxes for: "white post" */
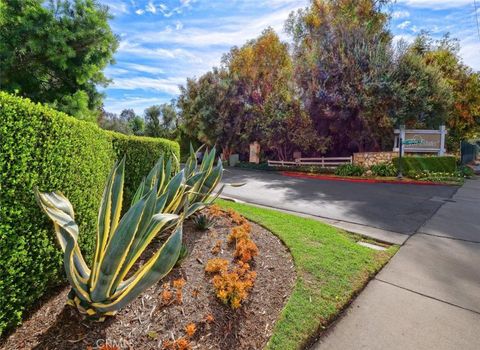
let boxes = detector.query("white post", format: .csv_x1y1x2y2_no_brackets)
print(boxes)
400,125,406,156
439,125,446,156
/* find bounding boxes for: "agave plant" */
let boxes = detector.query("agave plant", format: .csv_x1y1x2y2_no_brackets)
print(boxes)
35,159,183,320
35,147,224,320
130,145,224,218
192,213,216,231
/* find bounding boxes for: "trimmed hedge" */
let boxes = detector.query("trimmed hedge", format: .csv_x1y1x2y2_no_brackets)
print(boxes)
392,156,457,174
0,92,179,335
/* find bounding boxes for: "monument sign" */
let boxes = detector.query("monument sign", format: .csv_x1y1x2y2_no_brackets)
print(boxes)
394,125,447,156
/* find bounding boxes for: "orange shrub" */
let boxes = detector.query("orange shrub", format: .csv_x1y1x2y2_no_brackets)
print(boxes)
174,338,191,350
173,278,186,289
212,267,257,309
173,278,186,304
234,238,259,263
208,204,224,217
227,208,246,225
161,289,173,304
227,224,250,244
185,323,196,338
205,258,229,274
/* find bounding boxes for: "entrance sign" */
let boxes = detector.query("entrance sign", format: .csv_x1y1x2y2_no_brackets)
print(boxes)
394,125,447,156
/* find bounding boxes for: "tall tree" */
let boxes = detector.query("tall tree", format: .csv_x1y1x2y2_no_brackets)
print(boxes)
412,34,480,149
178,28,319,159
391,39,453,130
120,109,144,135
286,0,396,154
97,109,133,134
0,0,118,122
144,101,178,139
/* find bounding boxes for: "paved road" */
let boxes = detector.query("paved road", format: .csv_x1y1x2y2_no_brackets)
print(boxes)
313,178,480,350
221,168,457,235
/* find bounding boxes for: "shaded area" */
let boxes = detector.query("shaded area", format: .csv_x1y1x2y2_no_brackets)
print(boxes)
221,168,457,234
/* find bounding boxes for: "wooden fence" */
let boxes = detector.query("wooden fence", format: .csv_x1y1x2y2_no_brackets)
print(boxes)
268,157,352,168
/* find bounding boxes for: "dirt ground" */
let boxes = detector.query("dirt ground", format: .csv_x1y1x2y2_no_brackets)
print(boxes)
1,210,295,350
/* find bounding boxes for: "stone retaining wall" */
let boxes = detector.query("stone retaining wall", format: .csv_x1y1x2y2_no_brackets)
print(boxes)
353,152,397,168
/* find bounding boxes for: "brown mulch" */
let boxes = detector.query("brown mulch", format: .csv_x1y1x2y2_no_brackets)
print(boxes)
0,210,295,350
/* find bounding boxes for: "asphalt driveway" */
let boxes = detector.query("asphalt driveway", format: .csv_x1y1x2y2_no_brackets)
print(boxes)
221,168,458,235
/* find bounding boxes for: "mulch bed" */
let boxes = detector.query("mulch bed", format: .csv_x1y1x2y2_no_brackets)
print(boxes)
0,209,295,350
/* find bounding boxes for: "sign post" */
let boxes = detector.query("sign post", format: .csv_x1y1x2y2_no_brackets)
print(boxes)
397,125,405,179
397,138,404,179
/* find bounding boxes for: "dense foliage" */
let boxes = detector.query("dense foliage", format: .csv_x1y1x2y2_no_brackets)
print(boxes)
178,29,320,160
0,92,179,335
334,164,366,177
177,0,479,159
370,162,397,177
0,0,118,121
392,156,457,174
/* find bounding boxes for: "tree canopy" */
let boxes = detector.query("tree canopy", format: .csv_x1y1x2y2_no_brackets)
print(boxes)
0,0,118,122
177,0,479,158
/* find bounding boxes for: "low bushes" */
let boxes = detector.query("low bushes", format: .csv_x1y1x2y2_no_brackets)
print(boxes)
0,92,179,335
334,164,365,176
392,156,457,174
370,162,397,177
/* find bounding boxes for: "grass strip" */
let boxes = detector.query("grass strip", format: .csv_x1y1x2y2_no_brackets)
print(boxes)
217,200,398,350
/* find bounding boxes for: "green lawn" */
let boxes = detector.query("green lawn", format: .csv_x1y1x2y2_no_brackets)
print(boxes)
217,200,398,350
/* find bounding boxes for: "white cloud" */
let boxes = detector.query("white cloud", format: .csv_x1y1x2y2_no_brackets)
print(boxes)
110,76,184,94
176,21,184,30
118,41,200,61
127,4,303,48
121,63,165,75
103,1,130,15
146,1,156,13
392,10,410,19
135,9,144,15
459,36,480,71
104,96,168,114
398,0,472,9
397,20,411,29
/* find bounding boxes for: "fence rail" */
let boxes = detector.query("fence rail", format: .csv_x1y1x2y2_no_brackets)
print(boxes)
268,156,352,168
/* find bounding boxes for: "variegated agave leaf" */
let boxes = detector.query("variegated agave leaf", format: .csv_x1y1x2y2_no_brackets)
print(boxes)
35,158,183,320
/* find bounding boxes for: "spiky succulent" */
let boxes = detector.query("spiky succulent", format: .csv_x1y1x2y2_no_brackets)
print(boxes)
192,214,216,231
35,146,224,319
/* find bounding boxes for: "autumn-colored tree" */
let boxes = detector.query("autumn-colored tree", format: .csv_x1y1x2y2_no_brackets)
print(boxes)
412,34,480,149
179,28,319,160
286,0,396,154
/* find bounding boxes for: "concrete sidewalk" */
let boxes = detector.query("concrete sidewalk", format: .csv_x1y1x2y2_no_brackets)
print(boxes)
313,178,480,350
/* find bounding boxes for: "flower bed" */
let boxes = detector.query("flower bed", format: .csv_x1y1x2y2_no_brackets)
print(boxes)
0,208,295,350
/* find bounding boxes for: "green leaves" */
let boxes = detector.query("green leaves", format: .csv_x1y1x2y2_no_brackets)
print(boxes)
0,0,118,120
0,92,180,334
34,141,223,319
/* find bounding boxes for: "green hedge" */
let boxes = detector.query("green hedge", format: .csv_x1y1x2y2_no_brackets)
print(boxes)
0,92,179,336
392,156,457,174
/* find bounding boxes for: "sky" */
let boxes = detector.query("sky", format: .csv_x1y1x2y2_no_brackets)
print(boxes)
100,0,480,115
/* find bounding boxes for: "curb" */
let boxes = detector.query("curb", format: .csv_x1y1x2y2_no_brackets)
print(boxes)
280,171,456,186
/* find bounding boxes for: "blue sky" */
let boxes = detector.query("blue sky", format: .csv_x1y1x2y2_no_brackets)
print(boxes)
100,0,480,115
